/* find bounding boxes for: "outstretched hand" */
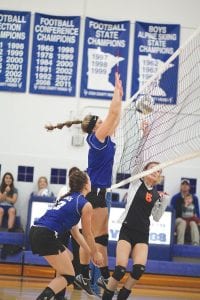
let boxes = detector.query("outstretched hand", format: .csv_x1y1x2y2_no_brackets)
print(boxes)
115,72,123,98
141,120,149,136
158,191,170,201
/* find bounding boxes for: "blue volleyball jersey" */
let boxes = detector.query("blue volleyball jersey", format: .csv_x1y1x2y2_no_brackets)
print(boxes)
87,133,116,188
34,192,87,234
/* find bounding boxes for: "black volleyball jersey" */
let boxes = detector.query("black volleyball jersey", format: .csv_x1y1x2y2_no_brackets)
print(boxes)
123,180,160,233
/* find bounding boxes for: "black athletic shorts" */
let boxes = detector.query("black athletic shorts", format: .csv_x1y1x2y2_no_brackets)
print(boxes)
29,226,66,256
86,187,107,208
118,224,149,247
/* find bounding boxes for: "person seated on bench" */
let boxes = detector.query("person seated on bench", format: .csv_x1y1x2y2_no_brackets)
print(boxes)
176,194,200,246
32,176,54,197
171,179,200,218
0,172,18,231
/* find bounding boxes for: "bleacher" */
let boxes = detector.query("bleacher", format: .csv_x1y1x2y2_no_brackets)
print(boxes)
0,194,200,284
107,241,200,277
0,215,24,249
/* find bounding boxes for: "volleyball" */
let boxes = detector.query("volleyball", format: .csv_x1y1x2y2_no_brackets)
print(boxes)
136,94,154,115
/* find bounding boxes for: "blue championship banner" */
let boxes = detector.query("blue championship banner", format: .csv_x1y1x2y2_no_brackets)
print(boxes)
0,10,31,92
29,13,80,96
80,17,130,100
131,22,180,104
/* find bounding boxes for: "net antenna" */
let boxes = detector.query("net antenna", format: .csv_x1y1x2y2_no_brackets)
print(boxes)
112,26,200,189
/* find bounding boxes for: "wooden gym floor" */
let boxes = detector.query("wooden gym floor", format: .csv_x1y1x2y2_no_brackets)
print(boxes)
0,274,200,300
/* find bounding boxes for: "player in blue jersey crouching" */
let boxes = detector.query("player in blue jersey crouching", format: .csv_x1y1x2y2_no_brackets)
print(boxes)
29,169,103,300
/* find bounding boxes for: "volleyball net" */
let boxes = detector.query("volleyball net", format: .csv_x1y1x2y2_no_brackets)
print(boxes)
112,27,200,189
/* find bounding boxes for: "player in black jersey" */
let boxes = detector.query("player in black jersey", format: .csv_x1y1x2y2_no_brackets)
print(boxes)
102,162,169,300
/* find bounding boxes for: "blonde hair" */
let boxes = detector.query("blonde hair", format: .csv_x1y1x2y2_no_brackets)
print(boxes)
38,176,48,185
45,114,96,134
81,114,95,133
45,120,82,131
184,193,193,200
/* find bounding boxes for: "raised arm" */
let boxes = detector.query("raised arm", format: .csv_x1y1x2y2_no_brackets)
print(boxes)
151,192,170,222
95,72,123,141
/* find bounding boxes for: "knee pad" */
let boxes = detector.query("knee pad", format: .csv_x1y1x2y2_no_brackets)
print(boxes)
112,265,126,281
95,234,109,246
131,264,145,280
61,274,75,285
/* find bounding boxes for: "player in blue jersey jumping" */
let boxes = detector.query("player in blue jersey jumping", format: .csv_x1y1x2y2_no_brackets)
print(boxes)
45,72,123,296
76,72,123,295
29,169,103,300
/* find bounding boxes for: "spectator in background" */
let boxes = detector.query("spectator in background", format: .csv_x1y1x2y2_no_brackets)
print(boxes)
0,172,18,231
175,194,200,245
170,179,200,218
32,176,54,197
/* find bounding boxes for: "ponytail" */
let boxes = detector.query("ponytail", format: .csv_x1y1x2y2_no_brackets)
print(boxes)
45,114,99,134
45,120,82,131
